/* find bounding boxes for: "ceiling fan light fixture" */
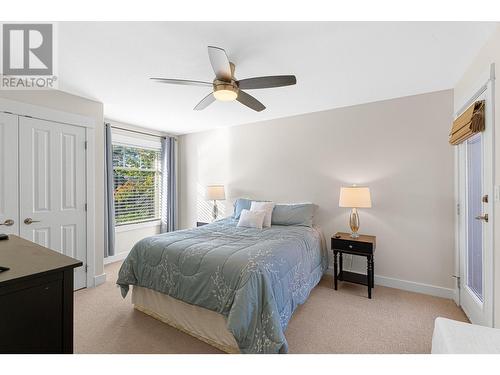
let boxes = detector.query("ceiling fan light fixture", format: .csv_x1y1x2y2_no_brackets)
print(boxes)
214,89,238,101
213,82,238,101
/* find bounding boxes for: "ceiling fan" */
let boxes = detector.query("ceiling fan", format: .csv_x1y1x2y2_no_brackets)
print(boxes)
150,46,297,112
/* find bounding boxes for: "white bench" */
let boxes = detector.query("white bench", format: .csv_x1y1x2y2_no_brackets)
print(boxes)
432,317,500,353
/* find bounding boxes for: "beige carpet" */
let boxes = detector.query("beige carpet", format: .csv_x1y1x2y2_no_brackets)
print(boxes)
75,261,468,354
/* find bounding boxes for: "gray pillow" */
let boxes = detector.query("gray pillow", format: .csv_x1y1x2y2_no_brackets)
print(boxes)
271,203,315,227
233,198,253,219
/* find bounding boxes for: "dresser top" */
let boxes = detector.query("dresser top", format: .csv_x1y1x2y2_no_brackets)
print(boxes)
0,235,82,285
333,232,376,245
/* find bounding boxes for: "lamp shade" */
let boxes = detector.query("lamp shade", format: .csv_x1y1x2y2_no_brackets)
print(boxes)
339,186,372,208
206,185,225,201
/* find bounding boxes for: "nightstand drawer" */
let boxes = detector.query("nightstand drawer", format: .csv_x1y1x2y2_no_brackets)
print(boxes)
331,238,373,254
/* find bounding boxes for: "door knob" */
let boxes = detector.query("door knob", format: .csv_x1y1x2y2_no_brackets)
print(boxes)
24,218,41,225
475,214,489,222
0,219,14,226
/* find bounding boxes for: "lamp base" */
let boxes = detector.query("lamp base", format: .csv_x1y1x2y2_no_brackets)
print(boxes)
349,208,360,238
212,200,218,222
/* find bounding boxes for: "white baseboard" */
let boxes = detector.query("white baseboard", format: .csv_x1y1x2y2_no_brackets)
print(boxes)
452,287,460,306
104,251,129,265
326,267,455,299
94,273,107,287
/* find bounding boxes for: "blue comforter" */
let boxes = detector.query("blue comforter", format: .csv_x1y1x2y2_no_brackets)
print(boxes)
117,218,328,353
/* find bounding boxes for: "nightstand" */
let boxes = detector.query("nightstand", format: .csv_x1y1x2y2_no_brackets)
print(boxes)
331,232,376,299
196,221,209,227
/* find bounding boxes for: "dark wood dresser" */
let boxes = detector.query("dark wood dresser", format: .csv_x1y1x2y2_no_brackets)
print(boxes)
0,235,82,353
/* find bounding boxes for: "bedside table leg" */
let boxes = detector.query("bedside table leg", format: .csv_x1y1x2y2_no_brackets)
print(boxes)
367,255,373,299
371,257,375,289
339,252,343,280
333,250,338,290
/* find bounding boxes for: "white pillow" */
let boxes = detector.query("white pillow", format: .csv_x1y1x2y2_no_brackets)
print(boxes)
237,209,266,229
250,201,275,228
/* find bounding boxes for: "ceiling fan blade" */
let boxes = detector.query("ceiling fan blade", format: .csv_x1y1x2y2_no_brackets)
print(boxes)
236,90,266,112
237,75,297,90
150,78,212,87
208,46,232,81
194,92,216,110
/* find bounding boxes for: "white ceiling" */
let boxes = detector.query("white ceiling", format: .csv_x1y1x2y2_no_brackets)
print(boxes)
57,22,498,134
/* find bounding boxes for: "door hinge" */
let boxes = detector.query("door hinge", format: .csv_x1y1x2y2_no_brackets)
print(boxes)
457,203,460,216
84,203,87,211
452,275,461,289
85,264,88,272
84,141,88,150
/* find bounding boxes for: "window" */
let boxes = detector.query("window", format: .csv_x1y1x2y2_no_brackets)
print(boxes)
112,142,162,225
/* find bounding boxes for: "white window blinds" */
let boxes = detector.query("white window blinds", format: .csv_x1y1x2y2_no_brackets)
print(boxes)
112,144,162,225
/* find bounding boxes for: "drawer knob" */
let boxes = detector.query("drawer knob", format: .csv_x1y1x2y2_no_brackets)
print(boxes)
349,245,353,249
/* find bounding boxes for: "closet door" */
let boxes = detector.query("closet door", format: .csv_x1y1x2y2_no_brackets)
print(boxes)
0,112,19,235
19,117,87,289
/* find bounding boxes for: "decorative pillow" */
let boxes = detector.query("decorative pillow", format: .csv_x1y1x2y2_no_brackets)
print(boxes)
250,201,275,228
233,198,253,220
237,209,266,229
271,203,316,227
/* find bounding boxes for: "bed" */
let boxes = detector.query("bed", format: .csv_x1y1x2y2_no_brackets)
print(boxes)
117,216,328,354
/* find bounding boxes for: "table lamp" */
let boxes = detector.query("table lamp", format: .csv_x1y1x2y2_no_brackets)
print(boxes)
206,185,225,221
339,185,372,238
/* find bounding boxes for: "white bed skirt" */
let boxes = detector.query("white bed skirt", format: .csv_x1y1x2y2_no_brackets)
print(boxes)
132,285,240,353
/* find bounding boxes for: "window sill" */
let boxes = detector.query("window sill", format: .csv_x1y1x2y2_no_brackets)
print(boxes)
115,220,161,233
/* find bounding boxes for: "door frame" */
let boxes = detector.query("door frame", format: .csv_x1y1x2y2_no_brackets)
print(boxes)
0,97,96,288
454,63,495,326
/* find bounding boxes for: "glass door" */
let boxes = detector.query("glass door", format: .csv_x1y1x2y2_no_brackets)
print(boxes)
458,89,493,327
466,134,483,302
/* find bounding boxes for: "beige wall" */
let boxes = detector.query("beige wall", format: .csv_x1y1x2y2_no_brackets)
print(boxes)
454,25,500,326
0,90,105,280
115,225,160,256
179,89,455,291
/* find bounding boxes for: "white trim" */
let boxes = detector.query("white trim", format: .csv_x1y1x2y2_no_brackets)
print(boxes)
94,273,107,287
453,144,460,305
104,251,130,265
115,220,161,233
0,97,97,290
106,118,175,139
0,97,95,128
373,275,455,299
112,131,161,150
325,267,455,299
85,127,96,288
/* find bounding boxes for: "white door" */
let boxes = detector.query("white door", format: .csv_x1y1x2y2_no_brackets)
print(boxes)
19,117,87,290
0,112,19,235
457,90,493,326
